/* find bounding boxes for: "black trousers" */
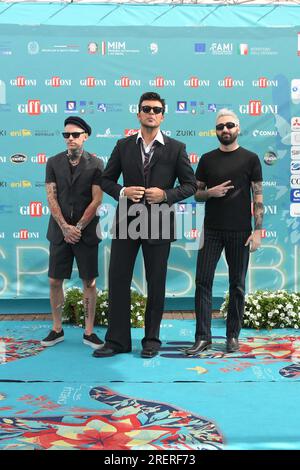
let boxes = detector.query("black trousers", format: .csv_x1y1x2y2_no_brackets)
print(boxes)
105,238,171,352
195,229,251,341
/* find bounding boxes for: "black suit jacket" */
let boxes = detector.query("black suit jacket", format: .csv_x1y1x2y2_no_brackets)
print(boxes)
46,150,104,246
101,134,197,244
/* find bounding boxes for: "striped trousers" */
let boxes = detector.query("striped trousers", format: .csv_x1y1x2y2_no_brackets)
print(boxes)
195,228,251,341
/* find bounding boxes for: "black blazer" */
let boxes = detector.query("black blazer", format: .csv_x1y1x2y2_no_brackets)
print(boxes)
101,134,197,244
46,150,104,246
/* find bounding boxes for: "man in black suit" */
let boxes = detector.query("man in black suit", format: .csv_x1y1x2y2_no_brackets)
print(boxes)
41,116,104,350
93,92,197,359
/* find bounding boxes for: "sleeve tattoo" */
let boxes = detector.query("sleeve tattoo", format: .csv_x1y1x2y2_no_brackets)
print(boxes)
251,181,264,230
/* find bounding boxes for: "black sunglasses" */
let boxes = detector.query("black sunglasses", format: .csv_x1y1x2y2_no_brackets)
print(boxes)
140,105,164,115
62,131,86,139
216,122,238,131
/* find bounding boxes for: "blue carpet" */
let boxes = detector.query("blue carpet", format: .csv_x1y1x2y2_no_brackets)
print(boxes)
1,320,300,449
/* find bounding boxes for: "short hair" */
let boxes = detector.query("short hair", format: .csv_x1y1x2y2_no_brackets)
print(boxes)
138,92,165,114
216,108,240,126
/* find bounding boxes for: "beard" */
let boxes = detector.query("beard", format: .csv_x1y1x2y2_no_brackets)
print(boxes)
217,131,238,146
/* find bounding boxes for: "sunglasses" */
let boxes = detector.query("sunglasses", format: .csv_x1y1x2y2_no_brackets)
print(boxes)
216,122,238,131
62,131,86,139
140,105,164,115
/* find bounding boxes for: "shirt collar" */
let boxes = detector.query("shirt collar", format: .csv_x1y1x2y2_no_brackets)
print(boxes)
136,129,165,147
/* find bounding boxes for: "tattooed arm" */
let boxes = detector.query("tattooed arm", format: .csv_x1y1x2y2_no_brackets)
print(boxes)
46,182,81,244
245,181,264,252
194,180,235,202
76,185,103,230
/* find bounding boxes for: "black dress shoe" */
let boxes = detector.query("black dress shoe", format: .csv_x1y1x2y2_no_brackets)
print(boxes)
93,345,120,358
184,340,212,356
226,337,239,353
141,348,158,359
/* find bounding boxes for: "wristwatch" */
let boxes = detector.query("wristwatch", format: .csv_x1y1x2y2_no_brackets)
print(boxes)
76,222,83,231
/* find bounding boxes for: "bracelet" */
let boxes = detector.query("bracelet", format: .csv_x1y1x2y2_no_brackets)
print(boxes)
76,222,83,231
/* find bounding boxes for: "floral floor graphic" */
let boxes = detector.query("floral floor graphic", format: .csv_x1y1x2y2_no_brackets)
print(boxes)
1,320,300,449
0,386,223,450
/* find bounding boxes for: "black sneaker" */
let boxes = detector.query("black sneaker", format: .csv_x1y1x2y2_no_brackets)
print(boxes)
41,329,64,347
83,333,104,349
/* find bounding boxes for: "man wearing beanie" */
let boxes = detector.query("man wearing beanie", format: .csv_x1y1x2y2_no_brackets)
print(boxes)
41,116,104,349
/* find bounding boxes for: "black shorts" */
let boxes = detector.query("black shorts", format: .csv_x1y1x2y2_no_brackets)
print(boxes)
48,240,99,280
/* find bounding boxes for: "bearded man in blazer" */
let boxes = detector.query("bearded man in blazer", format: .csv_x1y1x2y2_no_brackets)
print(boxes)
93,91,197,359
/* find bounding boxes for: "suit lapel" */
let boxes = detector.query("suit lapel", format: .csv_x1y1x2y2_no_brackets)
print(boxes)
148,137,169,172
131,137,144,180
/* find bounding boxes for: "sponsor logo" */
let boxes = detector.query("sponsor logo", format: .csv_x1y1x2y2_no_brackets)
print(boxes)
291,117,300,131
264,151,277,165
19,202,49,217
10,129,32,137
10,153,27,164
291,79,300,105
291,161,300,174
13,230,40,239
290,203,300,217
96,128,122,139
149,76,175,87
176,202,197,215
31,154,47,164
185,229,200,239
253,130,278,138
65,101,77,113
262,181,277,187
199,129,217,137
239,100,278,115
291,189,300,202
88,42,99,54
291,147,300,160
150,43,158,55
10,77,37,87
291,132,300,146
0,181,7,188
114,77,141,87
189,153,200,164
45,77,72,87
239,44,248,55
0,130,6,136
124,129,139,137
97,103,122,112
18,100,58,115
176,101,188,113
290,175,300,188
0,42,12,56
260,229,277,238
218,77,244,88
252,77,278,88
80,77,107,87
10,180,32,188
194,43,206,53
184,77,210,87
176,130,196,137
27,42,39,55
100,41,140,56
210,43,233,55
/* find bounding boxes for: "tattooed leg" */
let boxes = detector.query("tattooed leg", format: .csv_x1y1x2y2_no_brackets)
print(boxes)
82,279,96,335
